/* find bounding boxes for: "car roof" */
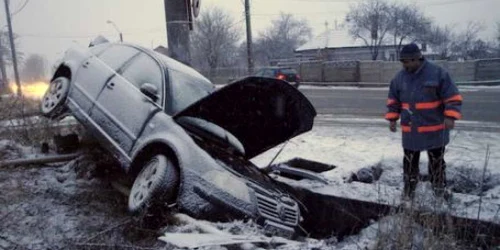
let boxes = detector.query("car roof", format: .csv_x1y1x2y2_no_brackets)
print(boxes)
111,42,213,88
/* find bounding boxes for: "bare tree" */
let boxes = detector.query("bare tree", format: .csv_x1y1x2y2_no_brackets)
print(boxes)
0,31,23,91
496,21,500,56
451,21,485,60
388,2,432,59
424,25,454,60
253,13,312,65
1,0,29,92
346,0,392,60
467,39,495,59
21,54,47,82
190,6,242,79
497,21,500,44
0,31,23,66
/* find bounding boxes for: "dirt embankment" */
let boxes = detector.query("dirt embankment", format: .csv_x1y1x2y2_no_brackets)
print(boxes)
0,149,167,250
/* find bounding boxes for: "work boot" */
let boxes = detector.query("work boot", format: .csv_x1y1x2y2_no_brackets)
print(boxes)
434,188,452,201
402,178,417,200
401,189,414,201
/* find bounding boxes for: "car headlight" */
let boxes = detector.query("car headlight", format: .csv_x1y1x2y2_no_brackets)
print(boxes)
202,170,251,203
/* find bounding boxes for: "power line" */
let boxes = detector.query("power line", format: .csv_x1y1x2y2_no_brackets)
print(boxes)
10,0,29,16
425,0,489,6
253,0,486,5
16,16,247,40
252,10,347,17
250,0,492,18
16,27,166,39
254,0,357,2
228,17,246,29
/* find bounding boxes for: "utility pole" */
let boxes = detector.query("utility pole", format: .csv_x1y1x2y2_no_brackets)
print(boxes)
0,36,8,93
4,0,21,96
245,0,254,75
164,0,191,65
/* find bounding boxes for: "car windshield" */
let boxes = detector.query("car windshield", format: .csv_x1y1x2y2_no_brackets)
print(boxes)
168,69,213,113
155,53,215,113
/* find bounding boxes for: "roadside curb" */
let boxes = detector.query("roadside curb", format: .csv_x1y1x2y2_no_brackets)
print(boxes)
314,116,500,132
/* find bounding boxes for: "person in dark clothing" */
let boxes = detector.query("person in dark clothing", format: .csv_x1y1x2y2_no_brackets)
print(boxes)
385,43,463,200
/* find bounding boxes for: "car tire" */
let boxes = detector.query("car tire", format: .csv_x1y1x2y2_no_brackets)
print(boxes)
41,76,70,118
128,154,179,214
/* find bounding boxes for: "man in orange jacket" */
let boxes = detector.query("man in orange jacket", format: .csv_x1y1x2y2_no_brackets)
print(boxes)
386,43,463,200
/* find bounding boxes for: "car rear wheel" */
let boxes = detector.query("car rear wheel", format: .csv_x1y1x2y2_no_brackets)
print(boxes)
128,154,179,214
41,76,70,118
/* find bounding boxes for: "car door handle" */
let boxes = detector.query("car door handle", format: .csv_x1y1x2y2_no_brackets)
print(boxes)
107,82,115,89
82,61,90,68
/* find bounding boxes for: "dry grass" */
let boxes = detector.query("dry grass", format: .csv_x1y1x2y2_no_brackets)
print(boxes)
372,146,494,250
372,210,470,250
0,95,81,149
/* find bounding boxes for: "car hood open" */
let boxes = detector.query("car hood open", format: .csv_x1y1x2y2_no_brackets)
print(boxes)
174,77,316,159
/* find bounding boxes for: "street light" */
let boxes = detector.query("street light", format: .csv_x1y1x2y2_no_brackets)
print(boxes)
106,20,123,42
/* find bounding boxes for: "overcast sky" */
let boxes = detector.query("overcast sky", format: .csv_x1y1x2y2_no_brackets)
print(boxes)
1,0,498,68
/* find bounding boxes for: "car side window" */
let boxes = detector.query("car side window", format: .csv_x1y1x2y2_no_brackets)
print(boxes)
96,45,139,72
254,69,264,76
120,53,163,104
264,69,274,77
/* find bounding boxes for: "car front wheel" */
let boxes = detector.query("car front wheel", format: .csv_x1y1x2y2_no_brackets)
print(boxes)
128,154,179,214
41,76,70,118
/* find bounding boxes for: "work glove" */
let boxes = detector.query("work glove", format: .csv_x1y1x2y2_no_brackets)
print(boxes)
444,118,455,129
389,120,397,132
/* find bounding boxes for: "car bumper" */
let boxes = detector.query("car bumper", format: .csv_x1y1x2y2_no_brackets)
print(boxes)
178,170,300,237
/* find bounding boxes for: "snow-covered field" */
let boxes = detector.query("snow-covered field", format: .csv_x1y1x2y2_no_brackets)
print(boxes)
1,121,499,249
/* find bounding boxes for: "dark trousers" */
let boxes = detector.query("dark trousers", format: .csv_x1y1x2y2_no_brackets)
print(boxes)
403,147,446,197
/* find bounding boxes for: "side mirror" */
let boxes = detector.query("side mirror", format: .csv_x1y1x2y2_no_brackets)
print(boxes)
140,83,158,102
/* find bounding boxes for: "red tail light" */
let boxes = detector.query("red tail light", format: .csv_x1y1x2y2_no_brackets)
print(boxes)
276,74,286,80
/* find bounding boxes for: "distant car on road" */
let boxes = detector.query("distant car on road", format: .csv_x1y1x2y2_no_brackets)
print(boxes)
254,67,301,88
40,37,316,237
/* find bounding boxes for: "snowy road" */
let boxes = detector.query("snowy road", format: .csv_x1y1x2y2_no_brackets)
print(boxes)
300,85,500,123
314,115,500,132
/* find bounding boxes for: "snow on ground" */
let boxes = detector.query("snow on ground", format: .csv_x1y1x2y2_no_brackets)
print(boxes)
252,123,500,241
253,124,500,183
316,115,500,131
261,123,500,197
160,122,500,249
1,122,500,249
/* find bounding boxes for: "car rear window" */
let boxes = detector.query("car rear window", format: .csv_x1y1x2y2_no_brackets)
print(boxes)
96,45,139,72
280,68,297,74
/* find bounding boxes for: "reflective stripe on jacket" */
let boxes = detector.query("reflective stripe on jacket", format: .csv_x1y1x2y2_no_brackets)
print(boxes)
385,59,463,151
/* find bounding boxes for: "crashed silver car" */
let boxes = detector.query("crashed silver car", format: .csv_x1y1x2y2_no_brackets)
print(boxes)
40,38,316,236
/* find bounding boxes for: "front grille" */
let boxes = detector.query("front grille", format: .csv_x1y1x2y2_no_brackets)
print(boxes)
254,191,299,226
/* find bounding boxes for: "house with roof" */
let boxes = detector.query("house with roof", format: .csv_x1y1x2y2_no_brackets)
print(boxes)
294,28,436,61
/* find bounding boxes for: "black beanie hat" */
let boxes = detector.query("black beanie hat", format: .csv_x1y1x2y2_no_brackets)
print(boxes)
399,43,422,60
